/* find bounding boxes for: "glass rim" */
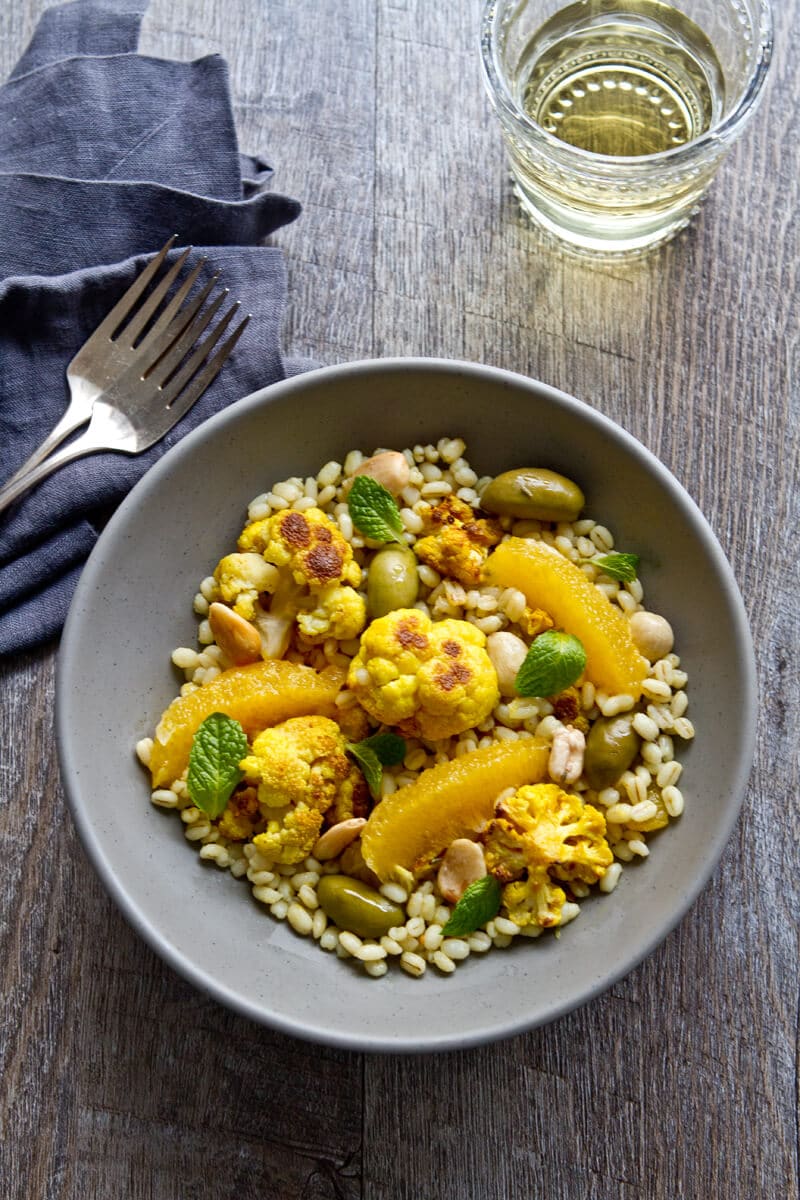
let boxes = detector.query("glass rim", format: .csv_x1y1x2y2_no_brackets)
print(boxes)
479,0,774,171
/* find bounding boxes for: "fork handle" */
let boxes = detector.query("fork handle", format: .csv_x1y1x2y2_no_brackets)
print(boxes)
0,421,116,518
1,404,91,492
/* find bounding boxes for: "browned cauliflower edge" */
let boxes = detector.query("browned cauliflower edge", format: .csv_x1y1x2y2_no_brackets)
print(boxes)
239,714,370,865
481,782,613,928
346,608,500,741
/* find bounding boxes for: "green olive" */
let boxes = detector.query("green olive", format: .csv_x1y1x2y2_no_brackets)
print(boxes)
584,714,641,791
316,875,405,939
480,468,585,522
367,545,419,618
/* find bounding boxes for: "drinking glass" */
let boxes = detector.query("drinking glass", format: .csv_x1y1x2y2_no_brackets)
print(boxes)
480,0,773,254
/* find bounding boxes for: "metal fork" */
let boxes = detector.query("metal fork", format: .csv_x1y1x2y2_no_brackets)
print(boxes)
0,243,249,517
1,236,226,489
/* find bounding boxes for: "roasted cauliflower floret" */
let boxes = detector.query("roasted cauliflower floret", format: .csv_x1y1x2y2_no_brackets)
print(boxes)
500,783,612,884
482,782,612,927
230,509,366,656
414,495,502,586
254,806,325,866
502,872,566,929
241,507,362,589
241,714,355,810
216,785,263,841
347,608,499,741
241,714,369,865
213,552,280,621
517,605,554,639
481,814,529,884
296,583,367,644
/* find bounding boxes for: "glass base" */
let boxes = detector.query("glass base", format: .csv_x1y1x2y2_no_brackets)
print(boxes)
511,176,703,258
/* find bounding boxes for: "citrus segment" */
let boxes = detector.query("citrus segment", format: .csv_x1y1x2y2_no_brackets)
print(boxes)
361,738,549,881
150,660,345,788
485,538,647,698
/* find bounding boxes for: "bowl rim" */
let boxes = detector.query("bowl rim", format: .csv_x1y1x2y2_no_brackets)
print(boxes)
56,356,757,1052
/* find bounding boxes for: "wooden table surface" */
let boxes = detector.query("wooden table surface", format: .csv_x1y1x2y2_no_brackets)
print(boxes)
2,2,798,1197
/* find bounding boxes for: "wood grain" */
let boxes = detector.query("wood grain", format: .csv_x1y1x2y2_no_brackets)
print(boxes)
1,1,798,1198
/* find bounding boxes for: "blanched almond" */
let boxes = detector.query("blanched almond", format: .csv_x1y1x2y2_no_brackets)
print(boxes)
347,451,410,496
208,602,262,665
437,838,487,904
313,817,367,861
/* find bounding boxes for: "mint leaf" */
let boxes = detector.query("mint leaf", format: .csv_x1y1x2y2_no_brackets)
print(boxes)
515,630,587,697
442,875,502,936
593,552,640,583
346,743,383,799
187,712,248,818
357,732,407,766
348,475,404,544
347,732,406,799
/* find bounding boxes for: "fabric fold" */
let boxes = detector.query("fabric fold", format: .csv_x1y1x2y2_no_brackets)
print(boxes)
10,0,146,79
0,55,246,197
0,521,99,609
0,175,300,278
0,0,304,657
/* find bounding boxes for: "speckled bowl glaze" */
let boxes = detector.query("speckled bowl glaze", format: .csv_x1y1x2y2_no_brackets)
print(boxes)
56,359,756,1052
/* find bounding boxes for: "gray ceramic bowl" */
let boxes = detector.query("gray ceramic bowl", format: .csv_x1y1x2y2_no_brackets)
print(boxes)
57,358,756,1052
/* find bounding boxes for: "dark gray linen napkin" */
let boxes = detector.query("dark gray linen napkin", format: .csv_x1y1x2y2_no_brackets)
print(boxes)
0,0,303,656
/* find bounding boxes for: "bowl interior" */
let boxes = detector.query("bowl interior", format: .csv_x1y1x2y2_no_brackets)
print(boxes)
57,359,755,1051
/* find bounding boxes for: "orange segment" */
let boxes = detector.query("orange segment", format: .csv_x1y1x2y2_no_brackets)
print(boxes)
361,738,549,881
149,660,345,788
485,538,647,699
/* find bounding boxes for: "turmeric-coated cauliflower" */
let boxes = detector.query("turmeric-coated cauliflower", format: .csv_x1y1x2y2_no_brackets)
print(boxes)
347,608,499,741
296,583,367,644
216,785,263,841
501,784,613,884
517,606,554,639
240,507,362,588
241,715,369,864
503,872,566,930
217,508,366,657
254,806,326,867
482,782,613,927
213,552,280,621
414,495,502,586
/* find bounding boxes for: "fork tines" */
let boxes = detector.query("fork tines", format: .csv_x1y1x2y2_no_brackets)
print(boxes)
105,237,250,417
96,234,180,345
157,301,250,419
